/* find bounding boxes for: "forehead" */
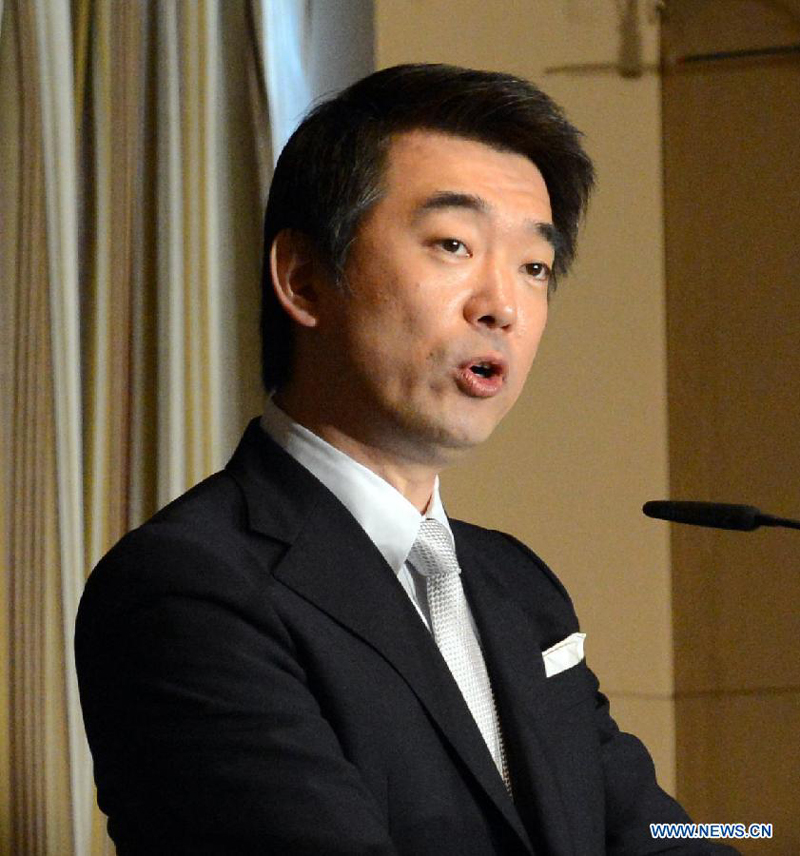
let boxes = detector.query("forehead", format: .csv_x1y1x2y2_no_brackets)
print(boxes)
380,130,552,219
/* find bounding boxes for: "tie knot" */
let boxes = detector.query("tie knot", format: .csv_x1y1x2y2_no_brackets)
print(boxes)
409,518,460,578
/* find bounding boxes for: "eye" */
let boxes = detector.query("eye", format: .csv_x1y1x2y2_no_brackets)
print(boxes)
524,262,551,282
437,238,470,257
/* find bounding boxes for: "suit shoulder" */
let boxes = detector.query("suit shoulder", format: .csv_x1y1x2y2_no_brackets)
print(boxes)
450,518,574,608
81,471,283,616
146,469,245,533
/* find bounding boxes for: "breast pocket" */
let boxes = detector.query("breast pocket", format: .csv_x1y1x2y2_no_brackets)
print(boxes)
543,659,596,712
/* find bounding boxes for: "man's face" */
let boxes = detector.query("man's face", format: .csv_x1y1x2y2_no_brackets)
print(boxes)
313,130,555,468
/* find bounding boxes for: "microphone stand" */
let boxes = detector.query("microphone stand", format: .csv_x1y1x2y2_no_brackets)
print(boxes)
642,501,800,532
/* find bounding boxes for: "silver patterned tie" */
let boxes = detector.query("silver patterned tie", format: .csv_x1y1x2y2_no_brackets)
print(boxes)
409,518,511,793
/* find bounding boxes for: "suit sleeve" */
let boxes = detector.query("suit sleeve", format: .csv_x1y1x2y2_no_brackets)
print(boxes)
76,529,399,856
591,685,739,855
499,533,739,855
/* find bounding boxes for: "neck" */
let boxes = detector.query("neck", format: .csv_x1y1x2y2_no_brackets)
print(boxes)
272,391,439,513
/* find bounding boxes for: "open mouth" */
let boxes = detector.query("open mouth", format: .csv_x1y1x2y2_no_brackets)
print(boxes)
470,362,497,378
467,358,506,380
455,356,508,397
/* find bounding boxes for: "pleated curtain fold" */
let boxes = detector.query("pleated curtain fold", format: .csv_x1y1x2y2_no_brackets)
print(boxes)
0,2,271,852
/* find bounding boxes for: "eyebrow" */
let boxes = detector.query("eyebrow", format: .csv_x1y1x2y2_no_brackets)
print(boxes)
412,190,564,253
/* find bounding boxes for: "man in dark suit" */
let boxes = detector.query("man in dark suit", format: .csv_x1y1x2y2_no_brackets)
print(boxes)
76,65,738,854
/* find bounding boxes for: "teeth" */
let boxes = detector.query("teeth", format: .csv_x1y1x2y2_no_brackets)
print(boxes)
471,363,493,378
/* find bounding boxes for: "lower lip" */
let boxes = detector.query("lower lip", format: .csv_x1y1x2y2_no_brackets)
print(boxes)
454,367,505,398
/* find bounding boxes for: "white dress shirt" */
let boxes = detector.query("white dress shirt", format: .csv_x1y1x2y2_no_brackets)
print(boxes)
260,398,469,631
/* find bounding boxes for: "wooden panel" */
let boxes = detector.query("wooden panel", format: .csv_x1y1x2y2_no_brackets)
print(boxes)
661,0,800,838
675,692,799,854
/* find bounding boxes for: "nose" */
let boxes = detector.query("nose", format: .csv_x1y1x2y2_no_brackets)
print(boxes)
464,262,517,331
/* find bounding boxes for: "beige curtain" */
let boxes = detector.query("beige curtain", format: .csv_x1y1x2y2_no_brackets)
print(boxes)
0,1,270,852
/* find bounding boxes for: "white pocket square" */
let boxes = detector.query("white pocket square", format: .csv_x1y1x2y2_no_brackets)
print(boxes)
542,632,586,677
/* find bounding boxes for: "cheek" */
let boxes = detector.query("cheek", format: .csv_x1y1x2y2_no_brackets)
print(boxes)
343,268,460,378
347,303,427,383
515,303,548,367
517,298,547,348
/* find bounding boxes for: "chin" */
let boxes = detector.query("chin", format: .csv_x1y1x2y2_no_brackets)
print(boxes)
389,404,501,463
433,418,499,454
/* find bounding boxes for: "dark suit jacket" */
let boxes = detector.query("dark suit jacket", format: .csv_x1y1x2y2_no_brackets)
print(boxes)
76,420,736,855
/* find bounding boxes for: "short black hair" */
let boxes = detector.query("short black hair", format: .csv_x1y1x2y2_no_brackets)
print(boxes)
261,63,594,392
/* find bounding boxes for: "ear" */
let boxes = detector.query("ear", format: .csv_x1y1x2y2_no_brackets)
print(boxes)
269,229,327,328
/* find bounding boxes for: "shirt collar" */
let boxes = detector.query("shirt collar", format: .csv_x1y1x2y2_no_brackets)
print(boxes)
260,398,453,573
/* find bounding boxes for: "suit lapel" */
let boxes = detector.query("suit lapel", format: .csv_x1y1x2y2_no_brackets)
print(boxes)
226,422,533,853
455,528,579,856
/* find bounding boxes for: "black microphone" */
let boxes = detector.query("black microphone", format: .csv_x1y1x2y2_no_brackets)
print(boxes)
642,500,800,532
